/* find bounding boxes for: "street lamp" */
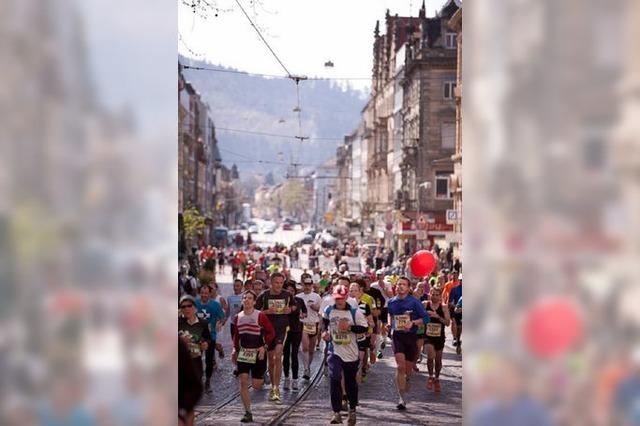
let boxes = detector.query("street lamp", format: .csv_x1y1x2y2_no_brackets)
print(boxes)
417,181,431,249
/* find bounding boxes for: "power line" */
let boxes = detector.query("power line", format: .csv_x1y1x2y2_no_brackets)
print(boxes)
181,64,372,81
233,0,291,77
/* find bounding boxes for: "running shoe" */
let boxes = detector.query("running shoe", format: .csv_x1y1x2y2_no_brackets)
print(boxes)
284,377,291,390
240,411,253,423
330,412,343,424
377,350,383,359
434,378,441,393
303,368,311,380
274,388,282,403
426,377,434,391
292,379,299,390
347,409,356,426
269,388,277,401
396,401,406,411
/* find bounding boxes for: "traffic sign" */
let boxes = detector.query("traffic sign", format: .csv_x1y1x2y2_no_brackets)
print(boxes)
446,209,459,224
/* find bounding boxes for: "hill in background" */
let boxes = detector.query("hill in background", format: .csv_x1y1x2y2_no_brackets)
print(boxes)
179,56,367,183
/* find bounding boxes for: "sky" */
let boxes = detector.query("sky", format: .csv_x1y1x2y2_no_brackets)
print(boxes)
178,0,449,91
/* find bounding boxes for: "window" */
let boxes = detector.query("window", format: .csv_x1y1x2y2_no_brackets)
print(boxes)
435,173,452,199
444,81,457,100
441,122,455,148
445,32,457,49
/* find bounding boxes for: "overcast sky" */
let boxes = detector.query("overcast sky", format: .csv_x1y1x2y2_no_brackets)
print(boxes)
179,0,448,91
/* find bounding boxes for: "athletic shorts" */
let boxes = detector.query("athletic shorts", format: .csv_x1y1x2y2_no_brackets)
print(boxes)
237,356,267,379
425,336,445,351
268,325,289,351
454,313,462,326
357,336,371,351
391,332,418,362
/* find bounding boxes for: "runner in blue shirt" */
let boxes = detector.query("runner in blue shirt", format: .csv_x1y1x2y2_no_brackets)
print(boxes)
195,285,226,392
386,276,430,411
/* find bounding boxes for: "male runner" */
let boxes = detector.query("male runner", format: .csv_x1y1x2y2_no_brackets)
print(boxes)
349,282,375,382
371,270,393,357
448,274,463,354
282,280,307,390
322,285,369,425
362,277,383,362
386,276,430,410
231,291,275,423
179,295,212,391
255,272,295,402
298,275,322,380
194,286,225,392
424,287,450,392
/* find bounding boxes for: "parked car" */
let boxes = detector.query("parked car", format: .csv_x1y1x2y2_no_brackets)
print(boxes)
261,221,277,234
295,234,314,245
315,232,338,248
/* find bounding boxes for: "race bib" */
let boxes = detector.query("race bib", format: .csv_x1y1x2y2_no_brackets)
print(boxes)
268,299,287,314
426,323,441,337
332,329,351,345
188,342,201,357
237,347,258,364
303,323,316,334
395,314,411,330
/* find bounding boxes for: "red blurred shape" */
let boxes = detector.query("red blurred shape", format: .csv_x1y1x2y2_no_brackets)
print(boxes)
524,299,583,358
410,250,437,277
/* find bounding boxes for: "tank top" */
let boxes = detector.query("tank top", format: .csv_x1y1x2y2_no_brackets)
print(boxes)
425,302,445,339
235,309,264,349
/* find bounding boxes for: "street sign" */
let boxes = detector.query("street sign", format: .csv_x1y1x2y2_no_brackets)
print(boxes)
446,209,459,224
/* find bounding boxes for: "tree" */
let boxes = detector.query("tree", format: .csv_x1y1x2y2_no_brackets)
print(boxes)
182,206,207,241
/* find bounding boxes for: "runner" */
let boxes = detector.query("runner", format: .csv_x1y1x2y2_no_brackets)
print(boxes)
349,282,375,383
442,271,460,347
209,282,228,360
282,280,307,391
231,290,276,423
362,276,384,363
298,275,322,380
217,249,225,274
424,286,450,392
194,285,225,392
179,295,212,394
371,270,393,358
255,272,295,402
448,274,463,354
386,276,430,411
322,284,369,425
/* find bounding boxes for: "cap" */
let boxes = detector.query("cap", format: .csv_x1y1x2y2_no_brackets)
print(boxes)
332,284,348,300
179,295,195,306
376,269,384,275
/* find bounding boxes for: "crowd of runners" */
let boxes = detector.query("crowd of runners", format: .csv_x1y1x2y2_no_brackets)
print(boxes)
178,241,462,425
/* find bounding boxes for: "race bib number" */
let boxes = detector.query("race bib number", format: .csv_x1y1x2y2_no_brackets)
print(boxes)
237,347,258,364
395,314,411,330
188,342,201,357
303,323,316,334
426,323,441,337
268,299,287,314
332,329,351,345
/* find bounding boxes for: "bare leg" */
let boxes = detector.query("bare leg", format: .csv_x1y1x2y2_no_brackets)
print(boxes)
239,374,251,412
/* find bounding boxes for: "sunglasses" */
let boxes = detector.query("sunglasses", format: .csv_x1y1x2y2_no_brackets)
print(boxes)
180,304,194,308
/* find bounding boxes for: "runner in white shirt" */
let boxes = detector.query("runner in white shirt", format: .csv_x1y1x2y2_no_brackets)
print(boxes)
322,284,368,425
298,275,322,380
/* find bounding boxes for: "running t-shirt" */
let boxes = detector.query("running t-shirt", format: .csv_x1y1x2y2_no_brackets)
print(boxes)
371,281,391,307
298,292,322,324
233,309,275,350
179,317,212,358
365,287,384,315
323,304,368,363
449,284,462,309
194,298,225,341
387,294,429,334
255,289,294,332
355,298,372,341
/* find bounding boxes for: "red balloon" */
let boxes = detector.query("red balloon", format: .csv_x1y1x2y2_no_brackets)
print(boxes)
523,299,583,358
410,250,437,277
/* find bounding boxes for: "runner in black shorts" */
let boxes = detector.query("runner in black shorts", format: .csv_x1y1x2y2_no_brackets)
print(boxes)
232,291,275,423
349,282,374,382
386,277,429,411
255,272,295,403
424,287,450,393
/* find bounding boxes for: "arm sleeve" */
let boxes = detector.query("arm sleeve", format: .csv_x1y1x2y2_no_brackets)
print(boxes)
259,312,276,346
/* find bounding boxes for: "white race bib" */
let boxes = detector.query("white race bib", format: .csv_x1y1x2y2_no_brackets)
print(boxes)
268,299,287,314
426,323,441,337
332,329,351,345
303,323,317,334
395,314,411,330
237,347,258,364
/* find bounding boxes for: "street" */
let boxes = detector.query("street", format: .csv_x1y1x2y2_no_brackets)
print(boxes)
193,230,462,425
